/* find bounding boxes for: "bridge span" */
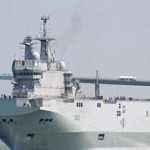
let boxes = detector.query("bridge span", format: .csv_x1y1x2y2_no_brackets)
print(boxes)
1,73,150,97
0,74,150,87
72,77,150,86
72,76,150,97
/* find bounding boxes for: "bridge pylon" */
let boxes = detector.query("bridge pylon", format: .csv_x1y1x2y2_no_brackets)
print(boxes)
95,70,100,97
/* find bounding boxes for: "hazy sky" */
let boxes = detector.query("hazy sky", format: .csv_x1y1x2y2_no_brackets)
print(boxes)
0,0,150,97
1,0,150,149
1,0,150,97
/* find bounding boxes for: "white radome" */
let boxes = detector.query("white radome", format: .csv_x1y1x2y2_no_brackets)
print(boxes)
60,61,66,70
31,51,40,60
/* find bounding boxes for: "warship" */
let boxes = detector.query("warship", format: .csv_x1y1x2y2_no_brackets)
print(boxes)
0,16,150,150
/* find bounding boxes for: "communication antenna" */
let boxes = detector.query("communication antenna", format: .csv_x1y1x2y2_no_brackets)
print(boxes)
41,15,50,37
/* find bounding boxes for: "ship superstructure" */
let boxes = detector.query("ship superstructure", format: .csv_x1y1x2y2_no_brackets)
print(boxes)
12,16,80,107
0,16,150,150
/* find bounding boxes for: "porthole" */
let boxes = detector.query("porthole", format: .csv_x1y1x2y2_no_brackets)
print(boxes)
2,119,6,122
10,119,13,122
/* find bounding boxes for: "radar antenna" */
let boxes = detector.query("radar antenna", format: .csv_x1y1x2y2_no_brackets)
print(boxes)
41,15,50,37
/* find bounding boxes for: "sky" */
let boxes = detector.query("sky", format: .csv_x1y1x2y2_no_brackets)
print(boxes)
0,0,150,97
0,0,150,148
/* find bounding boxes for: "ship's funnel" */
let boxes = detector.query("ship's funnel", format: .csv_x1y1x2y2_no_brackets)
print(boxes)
20,36,33,60
20,36,40,60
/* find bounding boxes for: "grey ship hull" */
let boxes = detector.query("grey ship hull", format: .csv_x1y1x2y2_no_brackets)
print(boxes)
0,98,150,150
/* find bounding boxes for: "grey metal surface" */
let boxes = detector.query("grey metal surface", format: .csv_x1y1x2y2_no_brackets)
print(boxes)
73,77,150,86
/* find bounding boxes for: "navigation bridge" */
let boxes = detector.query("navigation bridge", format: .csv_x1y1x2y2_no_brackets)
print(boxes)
1,73,150,96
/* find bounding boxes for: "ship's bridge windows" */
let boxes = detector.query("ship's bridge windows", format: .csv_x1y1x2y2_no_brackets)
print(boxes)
16,72,41,76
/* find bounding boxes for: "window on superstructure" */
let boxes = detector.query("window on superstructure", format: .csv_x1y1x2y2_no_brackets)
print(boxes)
22,61,25,66
78,103,80,107
77,103,79,107
98,134,105,140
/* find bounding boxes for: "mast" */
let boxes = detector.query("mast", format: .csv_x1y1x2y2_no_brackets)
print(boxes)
35,15,55,62
41,16,49,37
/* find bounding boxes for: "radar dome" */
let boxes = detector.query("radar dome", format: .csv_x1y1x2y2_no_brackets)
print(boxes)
60,61,66,70
31,52,40,60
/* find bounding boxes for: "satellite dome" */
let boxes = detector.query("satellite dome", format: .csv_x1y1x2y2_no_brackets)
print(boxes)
36,34,41,38
60,61,66,70
31,52,40,60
